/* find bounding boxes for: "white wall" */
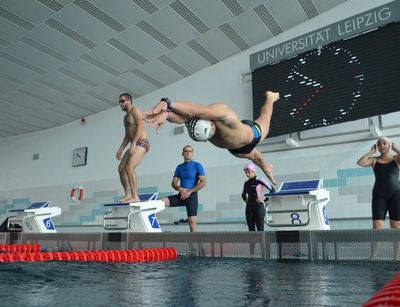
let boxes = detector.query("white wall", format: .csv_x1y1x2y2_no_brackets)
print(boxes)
0,0,397,231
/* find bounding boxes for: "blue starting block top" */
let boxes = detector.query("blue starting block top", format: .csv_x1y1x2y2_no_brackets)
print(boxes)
266,180,323,197
104,193,158,207
9,201,51,213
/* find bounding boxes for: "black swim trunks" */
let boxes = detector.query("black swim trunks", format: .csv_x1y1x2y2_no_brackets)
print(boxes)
228,120,262,155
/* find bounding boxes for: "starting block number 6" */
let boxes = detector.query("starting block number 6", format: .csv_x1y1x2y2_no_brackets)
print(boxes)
43,217,55,230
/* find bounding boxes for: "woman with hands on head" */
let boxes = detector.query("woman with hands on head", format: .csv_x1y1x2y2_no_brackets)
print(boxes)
357,137,400,230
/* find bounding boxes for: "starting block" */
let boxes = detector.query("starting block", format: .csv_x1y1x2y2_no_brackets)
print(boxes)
103,193,165,232
265,179,330,230
7,201,61,233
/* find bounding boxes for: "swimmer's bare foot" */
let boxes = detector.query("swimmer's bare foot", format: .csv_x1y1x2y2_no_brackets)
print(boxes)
266,172,277,186
118,195,132,203
263,163,277,185
266,91,280,103
126,197,141,203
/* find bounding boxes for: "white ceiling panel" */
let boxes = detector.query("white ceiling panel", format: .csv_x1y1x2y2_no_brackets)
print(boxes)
0,58,42,84
52,101,92,118
68,93,113,112
312,0,347,15
183,0,234,29
116,25,170,61
33,107,75,124
89,0,149,28
2,91,52,111
52,4,117,44
111,72,158,97
4,41,64,72
90,43,141,73
151,0,175,10
0,0,54,25
0,0,347,138
163,44,210,74
228,10,273,46
267,0,308,30
0,115,36,133
0,75,19,94
137,59,182,86
22,83,72,105
60,59,116,85
0,18,27,43
145,6,200,45
27,24,89,59
58,0,75,5
0,101,56,128
236,0,270,11
195,28,240,61
40,71,92,95
88,84,121,103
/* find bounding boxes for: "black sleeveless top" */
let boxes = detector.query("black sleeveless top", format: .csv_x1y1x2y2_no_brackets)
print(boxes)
373,160,400,198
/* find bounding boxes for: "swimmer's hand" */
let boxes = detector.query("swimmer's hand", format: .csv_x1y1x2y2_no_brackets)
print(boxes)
143,100,169,117
144,111,168,134
116,149,123,160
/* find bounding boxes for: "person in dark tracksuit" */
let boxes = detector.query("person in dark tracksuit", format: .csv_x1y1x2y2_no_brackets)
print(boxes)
242,162,274,232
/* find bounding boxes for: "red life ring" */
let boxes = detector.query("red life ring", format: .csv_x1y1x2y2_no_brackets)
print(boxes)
70,186,84,203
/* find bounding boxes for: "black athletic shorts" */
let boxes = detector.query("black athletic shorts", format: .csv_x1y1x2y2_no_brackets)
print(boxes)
372,190,400,221
168,192,198,217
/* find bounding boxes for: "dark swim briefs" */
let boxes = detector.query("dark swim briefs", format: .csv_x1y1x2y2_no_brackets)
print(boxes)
228,120,262,155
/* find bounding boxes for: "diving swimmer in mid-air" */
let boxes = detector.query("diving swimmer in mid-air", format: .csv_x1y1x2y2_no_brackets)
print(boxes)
144,91,279,185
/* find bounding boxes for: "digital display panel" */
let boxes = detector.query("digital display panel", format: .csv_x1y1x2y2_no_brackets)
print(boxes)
252,22,400,137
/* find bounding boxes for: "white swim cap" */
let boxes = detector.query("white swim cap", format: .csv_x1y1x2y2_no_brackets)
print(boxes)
186,117,212,142
377,136,392,146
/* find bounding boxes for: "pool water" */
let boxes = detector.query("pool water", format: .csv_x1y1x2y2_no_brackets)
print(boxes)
0,257,399,306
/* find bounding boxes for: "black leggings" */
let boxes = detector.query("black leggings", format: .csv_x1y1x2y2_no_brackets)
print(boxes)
372,190,400,221
245,203,265,231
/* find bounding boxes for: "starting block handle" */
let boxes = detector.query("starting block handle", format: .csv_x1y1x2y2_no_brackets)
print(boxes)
7,215,23,231
265,198,328,228
149,193,158,201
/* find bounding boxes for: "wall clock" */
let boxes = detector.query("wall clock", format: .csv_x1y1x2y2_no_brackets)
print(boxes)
72,147,88,167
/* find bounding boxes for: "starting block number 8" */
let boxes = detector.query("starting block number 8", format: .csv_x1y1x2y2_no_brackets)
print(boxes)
290,212,302,224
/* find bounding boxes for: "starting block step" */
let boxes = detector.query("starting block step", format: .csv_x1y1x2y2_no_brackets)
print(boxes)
265,179,330,231
7,201,61,233
103,193,165,232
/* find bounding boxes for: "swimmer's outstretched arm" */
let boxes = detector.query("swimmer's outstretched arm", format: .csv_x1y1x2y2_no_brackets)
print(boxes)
167,101,229,121
143,111,186,134
144,99,229,133
144,99,228,121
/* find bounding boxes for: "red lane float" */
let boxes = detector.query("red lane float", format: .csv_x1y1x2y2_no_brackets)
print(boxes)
0,244,41,253
0,247,177,263
363,272,400,307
